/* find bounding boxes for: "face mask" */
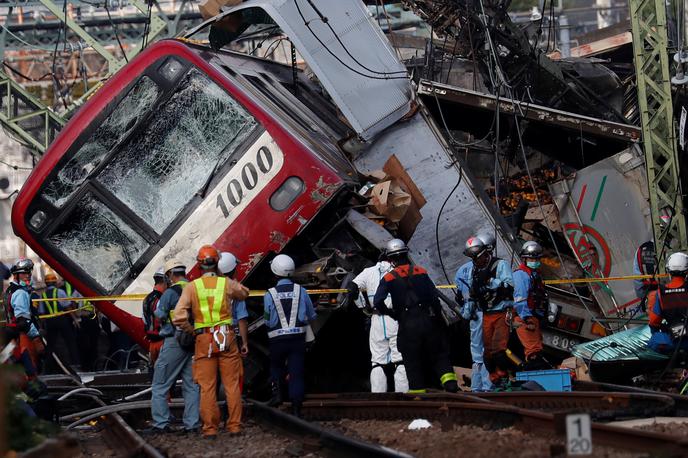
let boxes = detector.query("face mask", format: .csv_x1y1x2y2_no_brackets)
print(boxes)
19,280,31,287
526,261,541,269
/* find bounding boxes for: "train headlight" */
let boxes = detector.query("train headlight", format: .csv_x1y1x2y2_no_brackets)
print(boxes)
159,58,184,82
270,177,304,211
29,210,47,231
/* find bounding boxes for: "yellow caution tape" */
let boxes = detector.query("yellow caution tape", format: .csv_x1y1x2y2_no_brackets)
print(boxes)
27,273,669,321
435,273,670,289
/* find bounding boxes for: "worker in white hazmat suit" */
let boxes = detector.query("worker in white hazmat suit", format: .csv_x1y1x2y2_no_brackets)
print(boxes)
349,254,409,393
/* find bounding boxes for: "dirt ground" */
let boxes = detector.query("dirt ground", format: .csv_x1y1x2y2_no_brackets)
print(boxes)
635,421,688,436
141,420,321,458
321,419,647,458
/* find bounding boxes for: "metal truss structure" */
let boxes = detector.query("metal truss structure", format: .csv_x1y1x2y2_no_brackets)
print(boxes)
0,68,64,152
628,0,688,260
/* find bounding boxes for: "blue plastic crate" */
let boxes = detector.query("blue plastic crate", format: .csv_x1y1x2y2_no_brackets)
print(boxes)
515,369,572,392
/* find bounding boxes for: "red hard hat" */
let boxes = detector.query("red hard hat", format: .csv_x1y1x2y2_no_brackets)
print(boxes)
197,244,220,266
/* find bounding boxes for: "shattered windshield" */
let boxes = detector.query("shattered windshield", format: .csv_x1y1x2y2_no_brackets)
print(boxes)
42,77,160,207
48,193,148,291
97,68,257,234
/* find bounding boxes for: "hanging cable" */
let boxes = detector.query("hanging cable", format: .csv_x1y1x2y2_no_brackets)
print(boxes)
293,0,408,80
104,2,129,63
0,159,33,170
304,0,406,75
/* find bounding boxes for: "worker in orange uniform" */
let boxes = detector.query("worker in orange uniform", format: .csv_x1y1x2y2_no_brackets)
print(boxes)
512,241,550,370
173,245,249,439
142,267,167,366
648,252,688,354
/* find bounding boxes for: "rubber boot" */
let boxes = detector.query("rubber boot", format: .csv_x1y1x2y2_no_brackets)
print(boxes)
291,401,303,418
267,383,282,407
442,380,459,393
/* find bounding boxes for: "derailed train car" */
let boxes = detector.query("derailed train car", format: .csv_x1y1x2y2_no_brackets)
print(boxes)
12,0,632,387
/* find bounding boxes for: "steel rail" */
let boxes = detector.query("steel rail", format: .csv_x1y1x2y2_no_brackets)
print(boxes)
247,400,412,458
305,390,676,418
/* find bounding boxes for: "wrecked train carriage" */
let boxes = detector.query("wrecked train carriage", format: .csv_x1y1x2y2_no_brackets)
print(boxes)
11,0,515,380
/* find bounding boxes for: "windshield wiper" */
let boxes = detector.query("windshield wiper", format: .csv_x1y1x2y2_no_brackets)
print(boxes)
197,124,250,198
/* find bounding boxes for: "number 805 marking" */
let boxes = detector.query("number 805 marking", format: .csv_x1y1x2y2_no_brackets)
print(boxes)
216,146,273,218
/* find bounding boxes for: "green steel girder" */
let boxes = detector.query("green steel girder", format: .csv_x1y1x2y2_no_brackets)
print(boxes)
0,68,65,153
38,0,166,73
0,0,166,153
629,0,688,264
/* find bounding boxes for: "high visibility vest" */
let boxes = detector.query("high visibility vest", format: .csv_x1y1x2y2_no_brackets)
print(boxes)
65,281,94,314
168,280,188,322
41,287,60,315
267,283,306,339
193,276,232,330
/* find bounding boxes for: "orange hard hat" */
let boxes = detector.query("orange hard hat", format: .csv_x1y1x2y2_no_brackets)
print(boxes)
197,244,220,266
44,271,58,283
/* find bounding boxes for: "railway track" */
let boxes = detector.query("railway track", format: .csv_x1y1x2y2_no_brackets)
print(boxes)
56,385,688,456
296,397,688,456
305,390,677,419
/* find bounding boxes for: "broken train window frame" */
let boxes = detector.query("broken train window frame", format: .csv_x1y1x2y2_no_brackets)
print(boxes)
26,55,264,295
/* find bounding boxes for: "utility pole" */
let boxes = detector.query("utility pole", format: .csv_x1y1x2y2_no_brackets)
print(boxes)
629,0,688,264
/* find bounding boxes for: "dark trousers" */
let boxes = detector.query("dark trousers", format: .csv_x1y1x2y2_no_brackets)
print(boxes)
397,308,453,391
78,316,100,371
269,335,306,403
45,316,79,372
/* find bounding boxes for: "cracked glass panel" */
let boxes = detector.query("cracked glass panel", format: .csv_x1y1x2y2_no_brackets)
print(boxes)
98,68,257,234
48,193,148,291
42,77,160,207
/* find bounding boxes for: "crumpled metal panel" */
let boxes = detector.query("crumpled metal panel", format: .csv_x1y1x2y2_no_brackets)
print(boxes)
354,110,516,284
214,0,412,140
571,325,668,361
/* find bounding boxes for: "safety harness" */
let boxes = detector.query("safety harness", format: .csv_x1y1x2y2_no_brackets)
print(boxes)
142,289,164,340
267,284,305,339
471,257,513,313
3,283,19,327
658,282,688,338
516,264,548,317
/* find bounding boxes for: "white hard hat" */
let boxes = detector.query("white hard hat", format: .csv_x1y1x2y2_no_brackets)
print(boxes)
270,254,295,277
520,241,543,259
218,252,238,275
386,238,409,256
666,252,688,275
164,258,186,275
464,236,487,258
153,266,165,279
477,231,496,252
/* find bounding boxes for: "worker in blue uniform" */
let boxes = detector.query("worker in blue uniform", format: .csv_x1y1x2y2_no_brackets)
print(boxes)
264,254,317,418
148,259,200,434
3,259,43,378
455,236,514,386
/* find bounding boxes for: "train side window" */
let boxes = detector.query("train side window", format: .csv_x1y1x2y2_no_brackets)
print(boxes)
269,176,304,211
